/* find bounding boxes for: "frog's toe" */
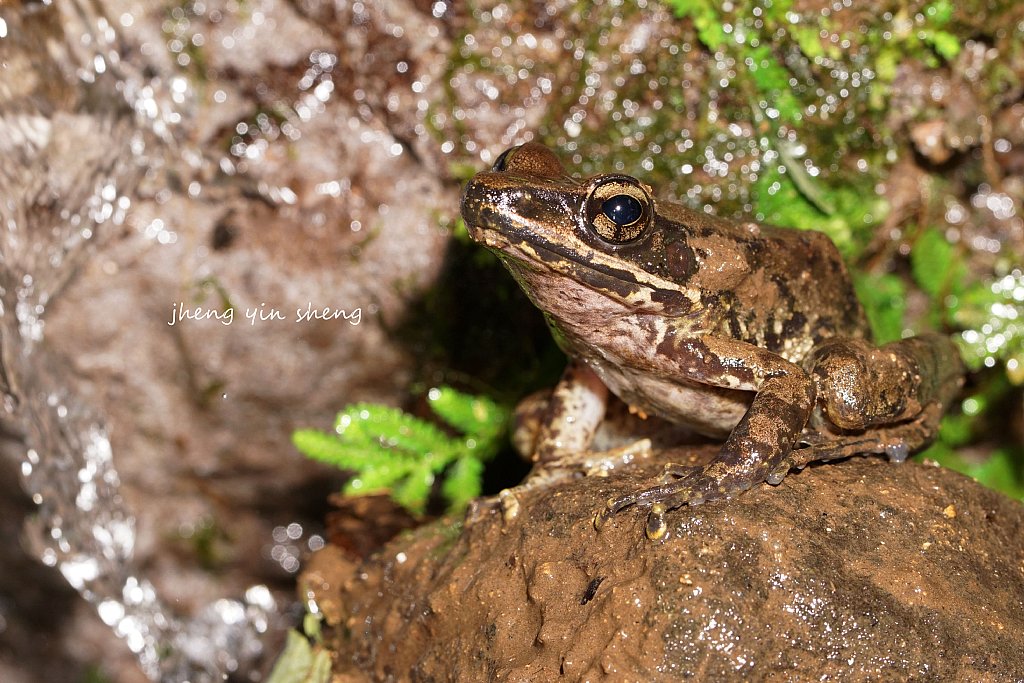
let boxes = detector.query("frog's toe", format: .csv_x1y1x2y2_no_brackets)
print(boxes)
645,503,668,540
593,493,639,530
884,440,910,463
765,458,796,485
498,488,521,522
593,470,706,531
660,462,703,479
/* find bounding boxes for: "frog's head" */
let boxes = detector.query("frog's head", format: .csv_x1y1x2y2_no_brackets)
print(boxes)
460,143,698,316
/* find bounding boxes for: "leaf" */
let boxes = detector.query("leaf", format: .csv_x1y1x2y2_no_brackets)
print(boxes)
742,43,803,124
428,386,506,440
392,465,435,514
334,403,451,455
926,31,961,61
292,430,387,469
667,0,727,49
302,613,322,642
853,272,906,344
342,461,411,495
910,228,960,298
791,25,826,60
442,456,484,512
875,49,899,83
293,429,423,472
266,630,332,683
937,412,973,448
924,0,954,26
776,139,836,216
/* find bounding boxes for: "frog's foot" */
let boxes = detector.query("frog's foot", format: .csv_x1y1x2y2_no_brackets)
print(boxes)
465,439,654,527
764,402,946,486
595,404,947,540
594,462,755,540
541,437,655,483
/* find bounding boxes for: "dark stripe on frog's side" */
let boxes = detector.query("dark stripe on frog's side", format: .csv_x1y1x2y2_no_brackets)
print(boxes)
526,241,653,300
649,287,694,312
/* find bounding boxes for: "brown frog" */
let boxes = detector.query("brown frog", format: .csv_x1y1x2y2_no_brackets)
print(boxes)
460,142,964,538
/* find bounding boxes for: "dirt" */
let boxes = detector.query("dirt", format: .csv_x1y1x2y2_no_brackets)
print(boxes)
303,453,1024,682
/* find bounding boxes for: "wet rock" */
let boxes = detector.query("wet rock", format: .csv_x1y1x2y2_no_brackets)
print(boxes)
305,454,1024,681
1,0,455,678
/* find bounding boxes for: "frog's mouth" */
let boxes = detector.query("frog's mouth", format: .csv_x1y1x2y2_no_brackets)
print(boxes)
479,223,642,289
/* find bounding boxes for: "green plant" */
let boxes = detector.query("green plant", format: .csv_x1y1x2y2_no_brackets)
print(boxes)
951,269,1024,382
665,0,962,252
292,387,509,515
265,630,331,683
920,377,1024,501
906,232,1024,499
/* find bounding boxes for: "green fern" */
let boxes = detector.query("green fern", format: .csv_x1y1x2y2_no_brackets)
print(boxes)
292,388,509,515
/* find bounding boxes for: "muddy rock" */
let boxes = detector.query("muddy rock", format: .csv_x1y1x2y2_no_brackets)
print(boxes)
305,454,1024,682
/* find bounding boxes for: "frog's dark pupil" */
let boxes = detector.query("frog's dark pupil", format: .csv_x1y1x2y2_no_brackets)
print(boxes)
602,194,643,226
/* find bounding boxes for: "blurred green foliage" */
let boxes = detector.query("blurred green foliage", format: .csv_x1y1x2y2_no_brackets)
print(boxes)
669,0,960,115
265,630,331,683
922,376,1024,500
81,667,114,683
852,273,907,346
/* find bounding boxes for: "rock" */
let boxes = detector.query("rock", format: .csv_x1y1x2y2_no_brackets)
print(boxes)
1,0,454,677
303,453,1024,681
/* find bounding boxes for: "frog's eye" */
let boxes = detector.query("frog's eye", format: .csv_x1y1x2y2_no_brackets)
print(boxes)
585,177,651,244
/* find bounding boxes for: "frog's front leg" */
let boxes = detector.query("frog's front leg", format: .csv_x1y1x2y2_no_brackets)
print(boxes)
484,360,654,523
595,335,815,538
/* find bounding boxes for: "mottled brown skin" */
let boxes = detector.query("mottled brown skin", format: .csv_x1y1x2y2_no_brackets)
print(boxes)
461,143,964,538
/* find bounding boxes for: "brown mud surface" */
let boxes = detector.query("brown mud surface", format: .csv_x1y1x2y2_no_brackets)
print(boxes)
303,453,1024,682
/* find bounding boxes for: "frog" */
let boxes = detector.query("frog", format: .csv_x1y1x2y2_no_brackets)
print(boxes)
460,142,964,539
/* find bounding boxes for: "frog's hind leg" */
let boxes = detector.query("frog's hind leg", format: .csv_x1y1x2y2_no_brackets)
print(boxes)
808,333,964,433
467,360,659,525
766,400,945,485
